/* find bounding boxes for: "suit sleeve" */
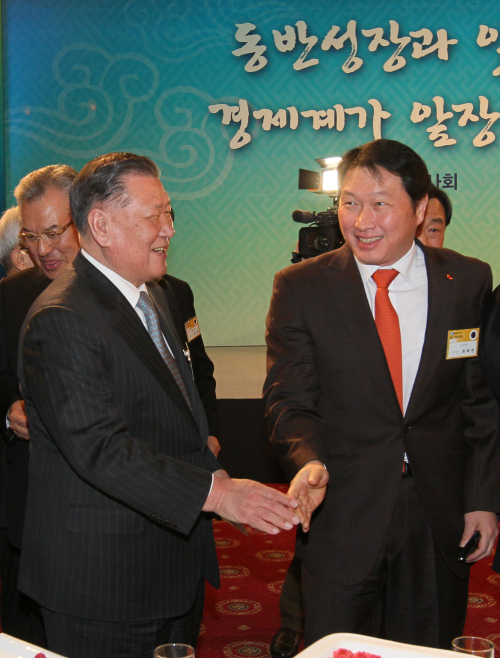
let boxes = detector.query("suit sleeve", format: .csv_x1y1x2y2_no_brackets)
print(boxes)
461,267,500,513
481,283,500,402
0,279,22,442
21,305,213,536
263,271,326,481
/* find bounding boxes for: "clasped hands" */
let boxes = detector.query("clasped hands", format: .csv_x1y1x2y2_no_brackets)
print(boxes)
203,461,328,536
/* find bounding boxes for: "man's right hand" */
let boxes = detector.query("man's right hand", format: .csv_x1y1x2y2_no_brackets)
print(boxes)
7,400,30,440
202,475,300,535
287,461,329,532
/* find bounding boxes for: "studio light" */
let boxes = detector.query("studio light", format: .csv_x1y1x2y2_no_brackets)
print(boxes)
298,156,342,194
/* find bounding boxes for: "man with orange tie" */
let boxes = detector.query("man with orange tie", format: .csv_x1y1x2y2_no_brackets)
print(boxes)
264,139,500,650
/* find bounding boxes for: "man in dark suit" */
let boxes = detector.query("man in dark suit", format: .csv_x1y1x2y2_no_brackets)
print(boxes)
19,152,299,658
264,139,500,650
0,166,220,646
270,181,457,658
0,164,79,645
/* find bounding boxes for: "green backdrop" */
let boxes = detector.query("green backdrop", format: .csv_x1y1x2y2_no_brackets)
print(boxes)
3,0,500,344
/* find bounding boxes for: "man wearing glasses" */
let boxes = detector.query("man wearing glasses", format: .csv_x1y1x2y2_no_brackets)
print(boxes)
0,164,79,645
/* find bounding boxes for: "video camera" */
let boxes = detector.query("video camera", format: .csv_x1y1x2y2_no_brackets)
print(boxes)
291,158,344,263
291,208,344,263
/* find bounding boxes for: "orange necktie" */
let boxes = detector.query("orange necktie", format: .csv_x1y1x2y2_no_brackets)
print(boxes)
372,269,403,413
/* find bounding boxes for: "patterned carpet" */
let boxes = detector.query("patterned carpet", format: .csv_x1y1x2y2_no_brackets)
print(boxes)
198,484,500,657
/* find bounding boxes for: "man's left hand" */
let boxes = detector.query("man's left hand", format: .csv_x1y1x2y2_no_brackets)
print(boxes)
461,511,499,562
207,435,221,457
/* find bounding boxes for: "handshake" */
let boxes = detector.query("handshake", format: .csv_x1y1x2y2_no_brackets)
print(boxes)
203,461,329,535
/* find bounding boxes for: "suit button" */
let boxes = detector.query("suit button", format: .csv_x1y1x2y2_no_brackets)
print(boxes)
403,425,412,433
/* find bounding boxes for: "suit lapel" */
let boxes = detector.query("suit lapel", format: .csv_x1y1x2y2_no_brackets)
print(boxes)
74,255,196,426
322,246,402,414
148,282,207,431
405,245,455,418
149,281,209,437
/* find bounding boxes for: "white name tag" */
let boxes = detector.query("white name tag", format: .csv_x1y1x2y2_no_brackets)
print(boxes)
446,328,479,359
185,316,201,342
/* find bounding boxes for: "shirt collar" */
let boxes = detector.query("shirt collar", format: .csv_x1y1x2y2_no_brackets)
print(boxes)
81,249,147,309
354,241,418,287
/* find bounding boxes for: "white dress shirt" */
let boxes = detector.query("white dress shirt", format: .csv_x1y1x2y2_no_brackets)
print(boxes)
81,249,174,356
354,242,428,415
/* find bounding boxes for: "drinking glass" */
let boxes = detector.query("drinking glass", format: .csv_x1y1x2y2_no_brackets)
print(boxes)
452,636,494,657
154,644,195,658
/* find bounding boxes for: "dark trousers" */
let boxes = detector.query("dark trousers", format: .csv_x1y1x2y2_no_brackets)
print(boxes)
302,476,469,650
279,555,304,633
0,533,47,647
41,570,206,658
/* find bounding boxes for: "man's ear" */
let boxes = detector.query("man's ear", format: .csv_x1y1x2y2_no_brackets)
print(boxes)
11,248,35,272
87,207,112,247
415,194,428,227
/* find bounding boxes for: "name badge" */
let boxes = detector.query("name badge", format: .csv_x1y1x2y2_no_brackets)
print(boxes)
185,316,201,342
446,328,479,359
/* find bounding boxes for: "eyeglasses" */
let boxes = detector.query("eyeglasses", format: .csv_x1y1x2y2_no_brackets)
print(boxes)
19,220,74,246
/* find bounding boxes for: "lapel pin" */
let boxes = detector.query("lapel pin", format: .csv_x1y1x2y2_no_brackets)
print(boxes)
447,274,453,280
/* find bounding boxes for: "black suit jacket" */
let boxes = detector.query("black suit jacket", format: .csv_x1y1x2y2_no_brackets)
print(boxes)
0,268,219,550
0,268,51,545
18,254,220,621
264,242,500,585
160,274,219,438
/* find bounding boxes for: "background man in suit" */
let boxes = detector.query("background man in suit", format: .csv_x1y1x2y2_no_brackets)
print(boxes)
415,183,452,249
0,164,79,645
19,152,299,658
0,207,34,277
264,139,500,649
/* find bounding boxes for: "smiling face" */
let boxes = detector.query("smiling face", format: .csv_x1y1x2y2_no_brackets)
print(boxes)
20,187,80,279
101,174,174,286
415,197,447,249
338,166,427,267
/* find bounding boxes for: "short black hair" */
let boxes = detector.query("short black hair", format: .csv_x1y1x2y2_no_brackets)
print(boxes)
427,183,452,226
338,139,430,210
70,152,160,232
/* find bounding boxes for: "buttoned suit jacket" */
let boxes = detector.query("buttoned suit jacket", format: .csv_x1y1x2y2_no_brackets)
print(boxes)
264,241,500,585
18,253,220,622
0,267,51,545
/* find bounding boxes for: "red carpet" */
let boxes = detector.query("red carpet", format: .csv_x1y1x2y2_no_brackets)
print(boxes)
198,484,500,657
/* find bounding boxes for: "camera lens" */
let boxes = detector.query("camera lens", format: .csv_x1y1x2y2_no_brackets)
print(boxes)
306,230,331,254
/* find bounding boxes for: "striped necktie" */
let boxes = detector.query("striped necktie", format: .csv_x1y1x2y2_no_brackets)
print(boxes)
136,291,192,411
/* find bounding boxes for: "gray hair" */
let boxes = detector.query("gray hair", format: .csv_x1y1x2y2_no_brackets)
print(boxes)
0,207,22,270
14,164,77,206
